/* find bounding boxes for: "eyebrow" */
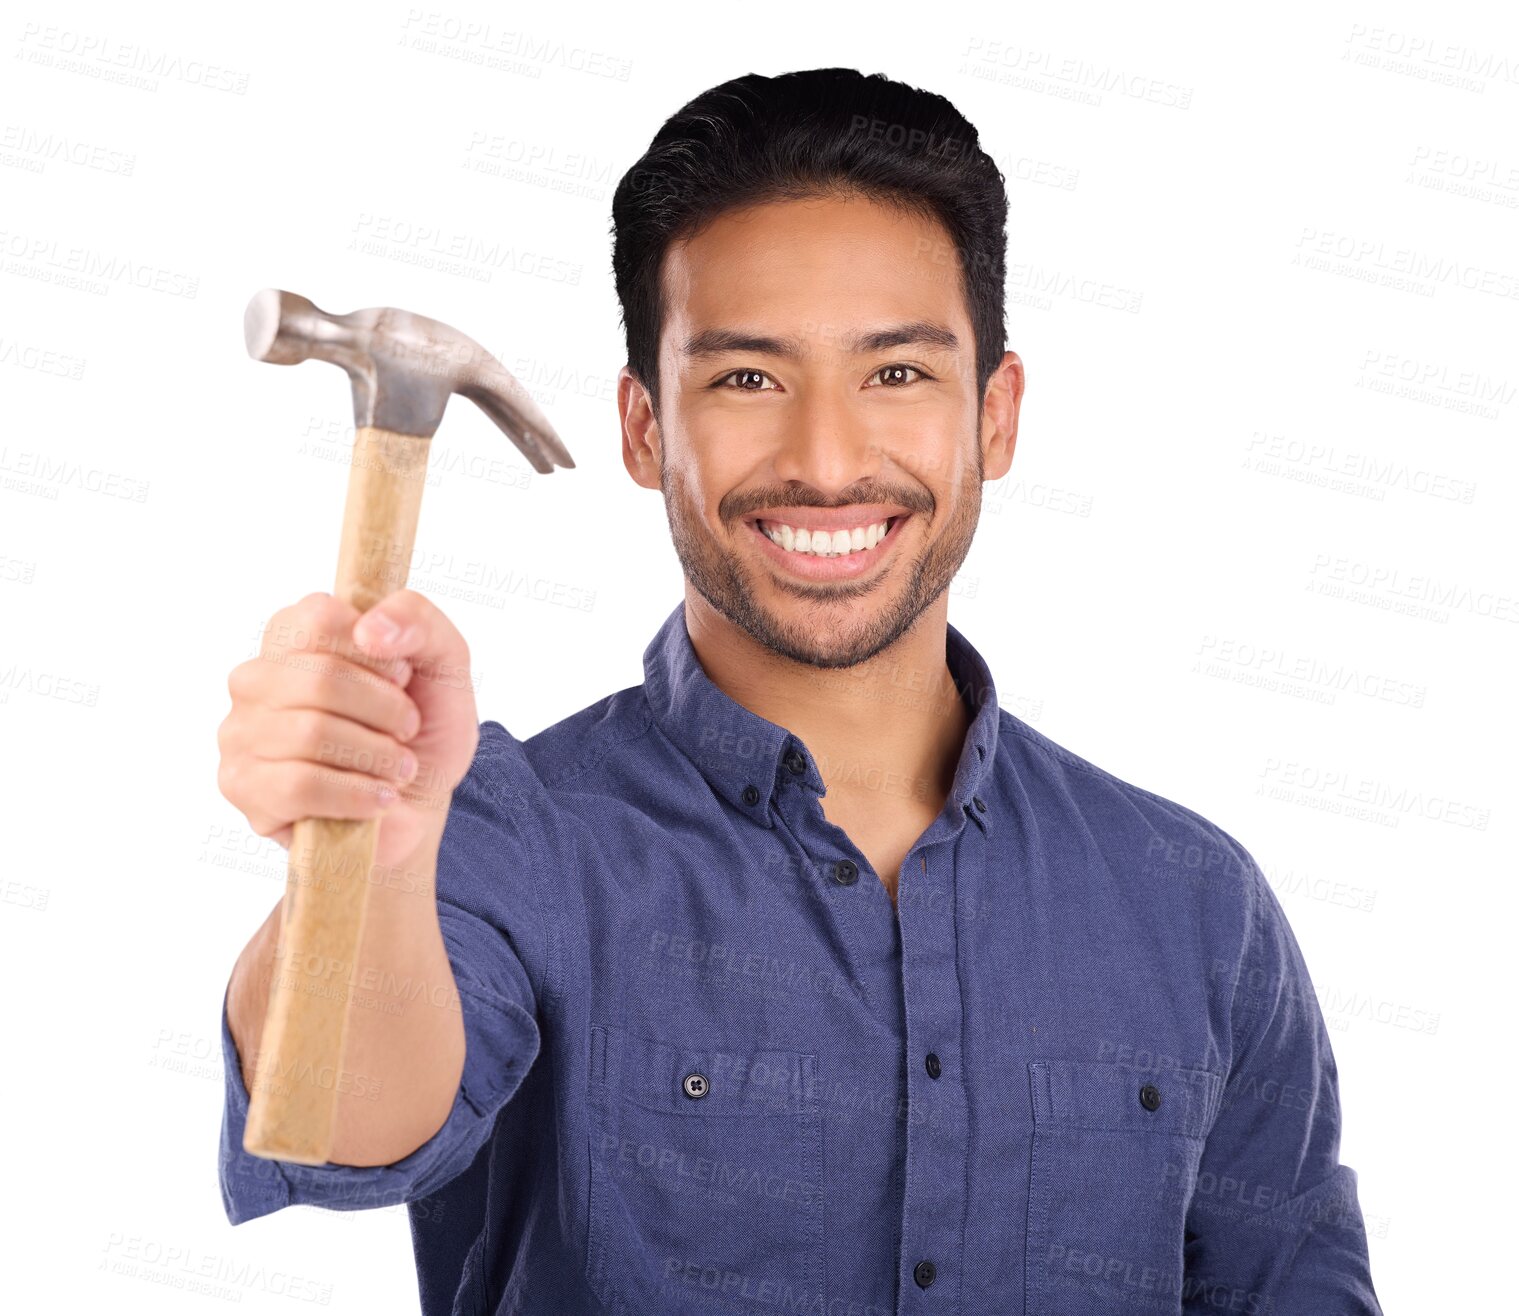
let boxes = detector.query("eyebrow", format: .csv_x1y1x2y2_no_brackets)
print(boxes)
681,320,961,361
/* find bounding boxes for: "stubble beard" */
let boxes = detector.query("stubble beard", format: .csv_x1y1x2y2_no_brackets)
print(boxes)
660,444,983,672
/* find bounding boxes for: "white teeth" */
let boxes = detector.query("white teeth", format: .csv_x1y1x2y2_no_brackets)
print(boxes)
760,518,893,557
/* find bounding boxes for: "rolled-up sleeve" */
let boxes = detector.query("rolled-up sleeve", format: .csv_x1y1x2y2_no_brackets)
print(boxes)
218,722,551,1225
1184,858,1383,1313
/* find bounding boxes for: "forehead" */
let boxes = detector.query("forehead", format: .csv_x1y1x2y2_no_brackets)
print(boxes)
660,193,967,350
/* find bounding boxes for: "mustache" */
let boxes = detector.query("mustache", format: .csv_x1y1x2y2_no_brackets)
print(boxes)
725,490,933,517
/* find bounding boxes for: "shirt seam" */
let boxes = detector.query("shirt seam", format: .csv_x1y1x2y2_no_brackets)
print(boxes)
1222,865,1278,1085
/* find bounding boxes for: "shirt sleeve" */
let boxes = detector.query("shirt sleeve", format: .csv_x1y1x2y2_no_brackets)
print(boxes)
1183,855,1383,1314
218,722,552,1225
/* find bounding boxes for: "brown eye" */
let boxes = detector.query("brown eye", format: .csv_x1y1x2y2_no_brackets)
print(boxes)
870,365,927,388
718,369,778,391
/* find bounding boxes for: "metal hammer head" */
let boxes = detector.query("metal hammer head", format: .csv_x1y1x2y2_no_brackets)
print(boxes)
244,289,574,473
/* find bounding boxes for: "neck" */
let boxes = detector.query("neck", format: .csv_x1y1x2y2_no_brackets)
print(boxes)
683,591,972,819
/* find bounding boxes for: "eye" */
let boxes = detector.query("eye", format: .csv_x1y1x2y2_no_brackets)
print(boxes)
867,364,933,388
714,368,780,392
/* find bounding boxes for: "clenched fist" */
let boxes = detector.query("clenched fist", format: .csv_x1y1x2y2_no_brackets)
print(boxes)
217,589,479,871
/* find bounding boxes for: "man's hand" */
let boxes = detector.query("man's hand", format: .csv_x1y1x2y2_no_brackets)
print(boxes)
217,589,480,868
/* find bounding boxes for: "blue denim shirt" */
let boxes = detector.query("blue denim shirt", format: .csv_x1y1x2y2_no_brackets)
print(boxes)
219,600,1382,1315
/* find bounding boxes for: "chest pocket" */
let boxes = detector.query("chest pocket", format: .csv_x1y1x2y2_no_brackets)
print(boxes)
586,1022,823,1316
1025,1059,1224,1316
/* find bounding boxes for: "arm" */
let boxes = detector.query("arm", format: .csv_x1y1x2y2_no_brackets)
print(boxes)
1183,863,1383,1314
215,590,549,1224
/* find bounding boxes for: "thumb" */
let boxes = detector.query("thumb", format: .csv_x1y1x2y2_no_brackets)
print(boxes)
351,590,477,731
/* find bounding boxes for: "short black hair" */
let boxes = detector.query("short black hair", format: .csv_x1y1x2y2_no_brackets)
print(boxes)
611,68,1008,419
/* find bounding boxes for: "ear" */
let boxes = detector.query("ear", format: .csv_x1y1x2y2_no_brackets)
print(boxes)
619,366,661,492
980,350,1024,481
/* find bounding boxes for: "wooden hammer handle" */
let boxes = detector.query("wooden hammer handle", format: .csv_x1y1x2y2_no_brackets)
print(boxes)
243,425,430,1165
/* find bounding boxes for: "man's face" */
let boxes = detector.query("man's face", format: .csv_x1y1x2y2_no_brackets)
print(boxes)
624,191,1016,670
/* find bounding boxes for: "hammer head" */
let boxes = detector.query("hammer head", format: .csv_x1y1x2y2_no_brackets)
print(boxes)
244,289,574,473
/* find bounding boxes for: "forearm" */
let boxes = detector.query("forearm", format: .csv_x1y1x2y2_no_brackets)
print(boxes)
225,820,465,1168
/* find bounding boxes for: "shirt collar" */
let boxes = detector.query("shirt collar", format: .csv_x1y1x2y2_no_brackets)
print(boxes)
641,601,999,836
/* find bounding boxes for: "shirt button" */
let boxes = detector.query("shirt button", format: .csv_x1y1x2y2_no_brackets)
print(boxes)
913,1259,936,1288
1139,1082,1162,1112
784,749,806,775
973,795,987,812
925,1052,941,1079
741,784,761,806
831,859,858,886
682,1072,709,1099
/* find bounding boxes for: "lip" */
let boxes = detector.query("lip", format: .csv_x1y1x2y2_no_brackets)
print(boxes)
745,512,911,582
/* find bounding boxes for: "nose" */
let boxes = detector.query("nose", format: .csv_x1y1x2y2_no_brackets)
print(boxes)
770,383,884,500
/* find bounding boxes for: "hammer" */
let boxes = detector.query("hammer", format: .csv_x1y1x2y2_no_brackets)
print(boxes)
240,289,573,1164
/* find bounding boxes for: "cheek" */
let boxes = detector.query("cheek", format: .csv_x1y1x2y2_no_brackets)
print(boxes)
881,432,972,495
671,452,753,524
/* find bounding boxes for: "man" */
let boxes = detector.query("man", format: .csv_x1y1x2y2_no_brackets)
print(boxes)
217,68,1383,1315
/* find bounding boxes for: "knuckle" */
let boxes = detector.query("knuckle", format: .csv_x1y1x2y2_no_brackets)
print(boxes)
227,661,255,701
285,594,353,654
292,707,330,755
314,591,359,632
216,757,241,801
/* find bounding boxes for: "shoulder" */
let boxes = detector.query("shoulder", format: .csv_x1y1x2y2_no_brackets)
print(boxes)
466,682,660,803
994,708,1267,903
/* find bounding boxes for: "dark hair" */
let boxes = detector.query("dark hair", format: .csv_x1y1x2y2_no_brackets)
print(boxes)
611,68,1008,419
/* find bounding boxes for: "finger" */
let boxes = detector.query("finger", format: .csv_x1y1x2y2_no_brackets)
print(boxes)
236,758,403,833
351,589,467,667
350,590,474,718
249,708,419,786
232,650,421,744
265,592,416,683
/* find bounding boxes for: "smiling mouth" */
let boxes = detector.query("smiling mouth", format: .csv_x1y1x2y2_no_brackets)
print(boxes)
743,512,911,580
752,515,901,558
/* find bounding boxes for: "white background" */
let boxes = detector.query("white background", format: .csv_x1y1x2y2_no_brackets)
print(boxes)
3,0,1513,1310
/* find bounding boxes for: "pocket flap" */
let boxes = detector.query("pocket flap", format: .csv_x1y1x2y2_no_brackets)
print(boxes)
591,1022,817,1117
1028,1060,1222,1139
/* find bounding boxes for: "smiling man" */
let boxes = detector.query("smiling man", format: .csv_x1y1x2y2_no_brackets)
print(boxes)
217,68,1383,1315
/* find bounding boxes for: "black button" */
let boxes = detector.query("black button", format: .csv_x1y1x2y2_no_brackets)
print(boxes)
925,1052,941,1079
741,784,761,806
913,1259,936,1288
784,749,807,775
682,1072,709,1099
1139,1082,1162,1112
831,859,858,886
973,795,987,813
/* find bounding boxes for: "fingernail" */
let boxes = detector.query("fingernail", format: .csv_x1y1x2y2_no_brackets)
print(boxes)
358,610,401,647
377,786,398,805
